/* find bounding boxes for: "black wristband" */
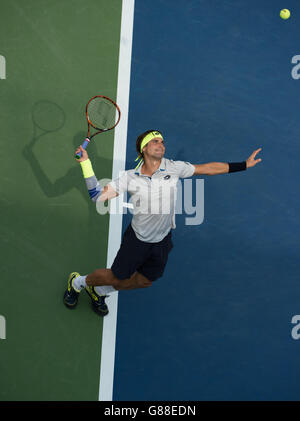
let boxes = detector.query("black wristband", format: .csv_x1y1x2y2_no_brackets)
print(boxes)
228,161,247,173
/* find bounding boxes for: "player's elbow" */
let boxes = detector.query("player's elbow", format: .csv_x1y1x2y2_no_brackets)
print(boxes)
205,166,215,176
98,193,108,202
100,185,119,201
194,163,212,176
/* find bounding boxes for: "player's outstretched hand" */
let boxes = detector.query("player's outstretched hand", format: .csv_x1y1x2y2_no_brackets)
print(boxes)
246,148,262,168
75,145,89,162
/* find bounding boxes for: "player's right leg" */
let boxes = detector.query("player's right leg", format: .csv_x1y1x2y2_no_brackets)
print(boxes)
85,269,152,290
114,271,153,290
84,271,153,317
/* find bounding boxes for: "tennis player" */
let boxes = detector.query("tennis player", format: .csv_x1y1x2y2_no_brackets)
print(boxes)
63,130,262,316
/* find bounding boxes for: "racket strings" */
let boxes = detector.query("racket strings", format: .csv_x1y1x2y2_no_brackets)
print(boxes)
87,97,117,130
32,101,65,132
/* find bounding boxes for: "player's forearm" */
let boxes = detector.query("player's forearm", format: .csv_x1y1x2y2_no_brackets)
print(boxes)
206,162,229,175
79,159,118,202
194,161,247,175
80,159,102,202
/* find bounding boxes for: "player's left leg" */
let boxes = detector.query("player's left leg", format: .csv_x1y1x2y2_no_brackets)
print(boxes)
63,272,81,309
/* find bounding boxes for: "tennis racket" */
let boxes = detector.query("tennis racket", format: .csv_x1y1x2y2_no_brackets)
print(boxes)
75,95,121,159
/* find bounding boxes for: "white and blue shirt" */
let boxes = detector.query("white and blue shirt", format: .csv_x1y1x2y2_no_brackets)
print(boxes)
109,158,195,243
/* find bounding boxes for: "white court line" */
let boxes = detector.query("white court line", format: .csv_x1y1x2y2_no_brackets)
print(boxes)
98,0,135,402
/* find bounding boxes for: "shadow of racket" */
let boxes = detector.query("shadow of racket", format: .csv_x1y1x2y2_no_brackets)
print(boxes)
23,100,66,157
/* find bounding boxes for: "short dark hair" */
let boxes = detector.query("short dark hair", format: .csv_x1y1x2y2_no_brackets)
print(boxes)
136,129,163,157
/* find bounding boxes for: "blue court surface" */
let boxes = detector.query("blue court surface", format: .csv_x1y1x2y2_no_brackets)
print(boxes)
113,0,300,400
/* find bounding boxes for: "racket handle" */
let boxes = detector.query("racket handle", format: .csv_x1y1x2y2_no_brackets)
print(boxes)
75,138,90,159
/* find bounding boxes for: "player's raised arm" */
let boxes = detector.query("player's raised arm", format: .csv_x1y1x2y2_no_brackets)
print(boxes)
192,148,262,176
75,145,118,203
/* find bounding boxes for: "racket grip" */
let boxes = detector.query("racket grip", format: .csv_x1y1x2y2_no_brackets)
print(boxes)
75,138,90,159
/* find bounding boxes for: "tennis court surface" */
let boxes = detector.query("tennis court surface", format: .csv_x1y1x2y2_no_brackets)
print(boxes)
1,0,300,401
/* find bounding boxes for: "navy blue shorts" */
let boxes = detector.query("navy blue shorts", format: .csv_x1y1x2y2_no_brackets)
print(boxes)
111,224,173,282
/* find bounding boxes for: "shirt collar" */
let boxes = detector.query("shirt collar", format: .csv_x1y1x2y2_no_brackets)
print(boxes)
134,158,166,176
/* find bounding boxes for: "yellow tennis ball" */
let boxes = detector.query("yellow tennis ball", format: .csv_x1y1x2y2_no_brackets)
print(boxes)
280,9,291,20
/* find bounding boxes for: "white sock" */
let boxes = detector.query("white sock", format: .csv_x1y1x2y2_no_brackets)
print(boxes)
73,275,87,291
94,285,117,296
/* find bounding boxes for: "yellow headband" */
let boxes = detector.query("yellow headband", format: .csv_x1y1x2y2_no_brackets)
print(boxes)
134,131,163,170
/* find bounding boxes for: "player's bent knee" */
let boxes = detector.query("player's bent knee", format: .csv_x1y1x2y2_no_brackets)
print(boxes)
111,276,123,290
112,272,152,290
135,272,153,288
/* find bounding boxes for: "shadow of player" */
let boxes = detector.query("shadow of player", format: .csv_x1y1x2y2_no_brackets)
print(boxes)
22,100,115,268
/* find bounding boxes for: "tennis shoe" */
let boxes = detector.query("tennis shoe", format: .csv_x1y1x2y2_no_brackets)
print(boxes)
63,272,81,309
85,285,109,317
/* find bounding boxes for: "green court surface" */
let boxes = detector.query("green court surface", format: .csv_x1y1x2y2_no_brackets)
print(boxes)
0,0,122,400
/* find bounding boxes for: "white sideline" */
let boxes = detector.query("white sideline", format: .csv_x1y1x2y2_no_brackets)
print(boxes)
98,0,135,402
